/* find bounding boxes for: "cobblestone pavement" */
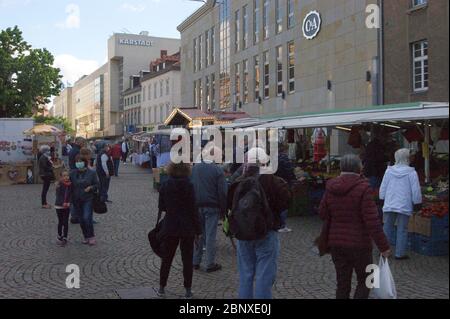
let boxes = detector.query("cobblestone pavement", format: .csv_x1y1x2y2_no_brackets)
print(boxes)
0,164,448,299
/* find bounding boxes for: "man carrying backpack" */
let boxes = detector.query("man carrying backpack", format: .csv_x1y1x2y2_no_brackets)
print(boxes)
227,147,292,299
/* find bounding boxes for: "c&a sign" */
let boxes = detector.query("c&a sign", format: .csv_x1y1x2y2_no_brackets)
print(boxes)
302,10,322,40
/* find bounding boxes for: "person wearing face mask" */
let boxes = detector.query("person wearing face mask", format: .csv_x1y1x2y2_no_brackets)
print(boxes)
70,155,99,246
39,145,55,209
96,142,114,203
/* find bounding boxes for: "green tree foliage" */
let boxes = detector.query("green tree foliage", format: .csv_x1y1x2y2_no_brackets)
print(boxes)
0,26,63,118
33,115,75,134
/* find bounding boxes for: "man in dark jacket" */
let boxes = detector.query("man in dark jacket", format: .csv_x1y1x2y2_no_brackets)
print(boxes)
96,142,114,203
275,143,297,233
227,147,291,299
191,148,228,273
319,154,391,299
38,145,54,209
363,129,388,188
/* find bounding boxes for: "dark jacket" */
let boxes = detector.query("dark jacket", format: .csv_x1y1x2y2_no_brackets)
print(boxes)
68,144,81,170
55,182,73,207
38,155,54,179
319,174,389,252
96,151,114,177
227,173,292,231
363,139,387,179
275,153,296,185
191,162,228,215
70,168,99,202
158,177,202,237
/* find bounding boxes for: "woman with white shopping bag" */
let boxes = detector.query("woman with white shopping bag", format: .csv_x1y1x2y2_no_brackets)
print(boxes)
318,154,391,299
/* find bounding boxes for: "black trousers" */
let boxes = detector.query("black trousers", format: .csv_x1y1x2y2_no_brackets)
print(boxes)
56,208,70,239
330,247,373,299
160,236,195,289
41,176,52,206
122,152,128,163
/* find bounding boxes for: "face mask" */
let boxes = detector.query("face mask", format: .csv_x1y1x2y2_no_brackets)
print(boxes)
75,162,85,170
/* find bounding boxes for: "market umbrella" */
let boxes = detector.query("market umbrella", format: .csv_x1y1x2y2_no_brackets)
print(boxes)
23,124,64,136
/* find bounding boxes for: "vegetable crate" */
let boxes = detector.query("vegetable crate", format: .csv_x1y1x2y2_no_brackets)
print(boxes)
413,234,449,257
414,214,449,241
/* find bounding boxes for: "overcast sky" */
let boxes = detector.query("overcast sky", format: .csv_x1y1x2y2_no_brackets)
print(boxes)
0,0,203,85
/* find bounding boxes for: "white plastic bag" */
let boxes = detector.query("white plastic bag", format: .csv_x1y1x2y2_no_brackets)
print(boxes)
373,256,397,299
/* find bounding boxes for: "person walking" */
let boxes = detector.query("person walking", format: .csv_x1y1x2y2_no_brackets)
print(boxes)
228,147,291,299
363,128,388,189
121,138,129,164
191,147,228,273
318,154,391,299
88,141,97,167
111,141,122,177
54,170,72,246
380,148,422,260
275,143,297,233
96,142,114,203
68,137,85,170
38,145,55,209
70,155,99,246
157,162,202,299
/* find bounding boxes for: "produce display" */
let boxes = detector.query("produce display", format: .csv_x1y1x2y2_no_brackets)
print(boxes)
420,202,449,219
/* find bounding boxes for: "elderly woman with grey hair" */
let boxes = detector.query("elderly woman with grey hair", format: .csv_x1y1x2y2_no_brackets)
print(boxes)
319,154,390,299
38,145,55,209
380,148,422,260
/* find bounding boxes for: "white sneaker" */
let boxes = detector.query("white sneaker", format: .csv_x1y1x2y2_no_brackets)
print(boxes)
278,227,292,233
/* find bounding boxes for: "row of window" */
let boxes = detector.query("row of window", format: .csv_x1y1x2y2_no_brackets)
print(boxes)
124,79,172,107
124,104,173,126
194,41,296,109
193,27,215,73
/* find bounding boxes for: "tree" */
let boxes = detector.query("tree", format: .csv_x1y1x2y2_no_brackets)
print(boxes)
33,115,75,134
0,26,63,118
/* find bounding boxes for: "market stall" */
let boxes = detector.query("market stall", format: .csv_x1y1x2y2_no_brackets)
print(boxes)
0,118,34,186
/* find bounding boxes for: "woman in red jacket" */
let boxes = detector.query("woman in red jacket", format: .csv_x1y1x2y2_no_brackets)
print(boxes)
319,154,391,299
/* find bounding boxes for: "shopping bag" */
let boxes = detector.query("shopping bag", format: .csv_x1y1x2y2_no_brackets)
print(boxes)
373,256,397,299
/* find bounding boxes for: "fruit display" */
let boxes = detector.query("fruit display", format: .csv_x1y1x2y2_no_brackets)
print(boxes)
420,202,449,219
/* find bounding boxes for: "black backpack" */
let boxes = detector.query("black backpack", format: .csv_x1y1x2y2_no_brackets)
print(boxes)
230,176,273,241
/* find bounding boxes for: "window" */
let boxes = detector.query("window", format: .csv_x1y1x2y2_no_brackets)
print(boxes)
205,75,210,110
211,73,216,110
166,79,170,95
253,0,260,45
412,40,429,92
211,27,216,64
193,38,197,72
160,105,164,122
287,0,294,29
134,96,137,104
276,0,283,34
235,62,241,107
143,86,146,101
198,34,203,70
160,80,163,97
254,55,260,101
263,51,269,99
154,83,157,99
138,95,141,103
412,0,427,7
235,9,240,52
276,46,283,96
148,85,151,100
198,79,203,110
288,41,295,93
205,30,210,66
243,5,249,49
194,80,198,107
263,0,269,40
166,103,171,120
243,59,249,104
219,0,231,109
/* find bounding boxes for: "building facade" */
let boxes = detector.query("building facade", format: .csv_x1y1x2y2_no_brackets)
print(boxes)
55,32,180,138
383,0,449,104
178,0,381,119
53,87,73,127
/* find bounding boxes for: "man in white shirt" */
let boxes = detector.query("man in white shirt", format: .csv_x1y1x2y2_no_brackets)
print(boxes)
121,138,129,164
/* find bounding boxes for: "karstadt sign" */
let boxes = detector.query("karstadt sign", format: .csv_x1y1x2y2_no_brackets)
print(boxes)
119,38,154,47
302,10,322,40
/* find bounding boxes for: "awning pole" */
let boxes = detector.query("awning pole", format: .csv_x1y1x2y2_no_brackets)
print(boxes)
424,120,431,184
327,128,332,174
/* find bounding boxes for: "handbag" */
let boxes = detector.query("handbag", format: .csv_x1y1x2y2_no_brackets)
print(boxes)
148,209,167,258
93,191,108,214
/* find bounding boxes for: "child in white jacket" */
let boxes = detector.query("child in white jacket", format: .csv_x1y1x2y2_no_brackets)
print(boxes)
380,148,422,260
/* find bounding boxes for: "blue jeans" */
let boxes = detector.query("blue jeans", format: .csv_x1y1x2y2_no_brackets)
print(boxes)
383,212,410,258
193,207,220,268
113,159,120,176
99,175,110,202
73,200,94,239
280,210,288,229
237,231,280,299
